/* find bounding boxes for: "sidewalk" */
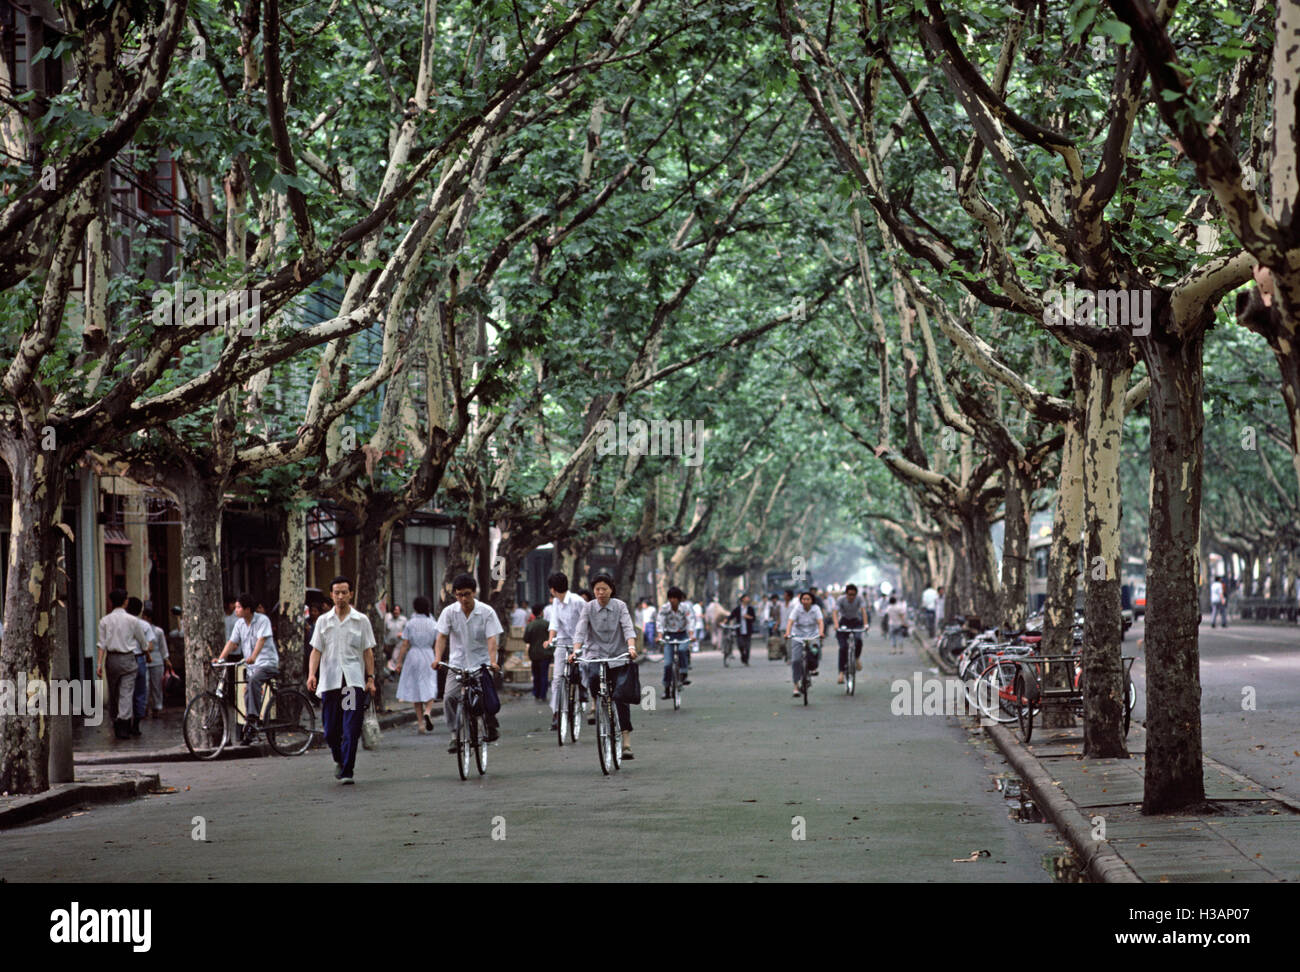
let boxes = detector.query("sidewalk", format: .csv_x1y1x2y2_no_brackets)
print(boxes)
918,633,1300,882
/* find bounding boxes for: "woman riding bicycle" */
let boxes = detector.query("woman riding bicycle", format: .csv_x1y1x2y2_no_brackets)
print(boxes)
571,572,638,760
784,590,824,698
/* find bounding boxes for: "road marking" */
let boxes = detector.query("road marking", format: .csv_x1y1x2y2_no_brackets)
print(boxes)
1250,654,1272,662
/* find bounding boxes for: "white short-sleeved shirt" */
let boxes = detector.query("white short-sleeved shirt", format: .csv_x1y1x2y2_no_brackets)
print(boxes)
232,612,279,670
133,617,153,657
401,614,437,652
788,603,823,639
148,624,168,668
548,591,585,645
97,607,149,656
435,600,503,669
310,607,377,695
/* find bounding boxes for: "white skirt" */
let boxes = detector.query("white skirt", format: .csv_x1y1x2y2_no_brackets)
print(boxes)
396,646,438,703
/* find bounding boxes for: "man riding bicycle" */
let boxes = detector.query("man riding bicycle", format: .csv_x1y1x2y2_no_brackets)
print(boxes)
432,573,503,752
546,571,586,732
784,590,824,697
832,583,868,685
657,587,694,699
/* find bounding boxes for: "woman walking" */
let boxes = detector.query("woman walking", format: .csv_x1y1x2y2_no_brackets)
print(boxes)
394,596,439,732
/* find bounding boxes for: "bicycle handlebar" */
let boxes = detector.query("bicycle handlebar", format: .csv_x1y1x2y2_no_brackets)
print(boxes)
578,653,632,664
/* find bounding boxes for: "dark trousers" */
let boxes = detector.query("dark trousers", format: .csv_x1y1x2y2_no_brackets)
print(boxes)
531,657,550,699
436,665,448,700
587,671,632,732
836,630,863,672
736,634,751,663
133,655,149,720
321,686,366,775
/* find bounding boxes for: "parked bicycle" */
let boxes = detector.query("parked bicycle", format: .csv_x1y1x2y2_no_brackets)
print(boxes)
443,664,491,780
585,653,631,775
553,643,583,746
182,660,316,759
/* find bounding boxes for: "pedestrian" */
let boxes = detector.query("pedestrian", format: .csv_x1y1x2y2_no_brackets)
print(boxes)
95,589,149,740
886,596,909,654
921,582,938,638
218,593,280,745
934,586,946,629
547,572,587,732
728,593,756,665
384,602,407,669
307,576,378,784
433,572,503,751
1210,576,1228,627
224,597,238,642
510,600,529,629
125,597,151,737
706,595,725,647
524,604,552,702
571,572,638,759
394,596,439,733
141,603,168,719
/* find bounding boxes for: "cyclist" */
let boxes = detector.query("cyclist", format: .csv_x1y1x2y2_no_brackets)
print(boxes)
571,572,638,759
546,571,586,732
727,593,757,665
832,583,869,685
657,586,694,699
217,592,279,745
432,573,503,751
784,590,824,697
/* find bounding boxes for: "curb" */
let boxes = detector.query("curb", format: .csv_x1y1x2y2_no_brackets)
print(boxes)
0,771,162,830
984,722,1142,883
72,705,425,766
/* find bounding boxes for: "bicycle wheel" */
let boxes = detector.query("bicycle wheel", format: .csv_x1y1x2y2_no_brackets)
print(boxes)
183,692,228,759
1015,672,1034,742
671,652,681,710
1124,679,1135,736
556,676,568,747
474,715,488,775
596,696,613,775
722,637,730,667
266,689,316,756
975,662,1018,724
845,644,855,696
802,653,809,706
456,710,471,780
610,699,622,769
569,679,582,742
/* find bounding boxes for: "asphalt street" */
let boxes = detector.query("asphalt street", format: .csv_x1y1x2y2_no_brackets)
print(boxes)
2,637,1067,881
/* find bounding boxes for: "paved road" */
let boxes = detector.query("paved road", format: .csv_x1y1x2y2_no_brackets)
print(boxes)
1129,618,1300,802
2,638,1064,881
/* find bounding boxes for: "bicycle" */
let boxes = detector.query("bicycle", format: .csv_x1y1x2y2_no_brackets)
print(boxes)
443,664,491,780
791,636,821,705
836,625,864,696
584,653,631,775
182,660,317,759
662,636,691,711
553,644,583,746
719,622,739,667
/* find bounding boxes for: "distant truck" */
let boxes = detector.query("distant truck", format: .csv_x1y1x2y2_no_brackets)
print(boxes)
765,569,814,597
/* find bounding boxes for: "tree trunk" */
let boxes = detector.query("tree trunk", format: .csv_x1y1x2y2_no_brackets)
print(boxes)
275,507,307,682
0,437,67,793
1140,327,1207,813
1081,355,1130,758
352,505,394,667
958,505,999,624
998,465,1033,632
1041,354,1087,726
173,476,228,703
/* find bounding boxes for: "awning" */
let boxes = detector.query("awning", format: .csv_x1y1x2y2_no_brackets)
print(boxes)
103,527,131,546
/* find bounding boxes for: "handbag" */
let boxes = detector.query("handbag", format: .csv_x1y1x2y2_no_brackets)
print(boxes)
361,691,381,749
612,661,641,704
478,669,502,715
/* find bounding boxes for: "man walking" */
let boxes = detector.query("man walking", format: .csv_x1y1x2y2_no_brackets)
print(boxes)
307,576,377,784
141,603,168,719
525,604,552,702
96,589,149,740
1210,576,1228,628
125,597,152,737
728,593,757,665
921,583,938,638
